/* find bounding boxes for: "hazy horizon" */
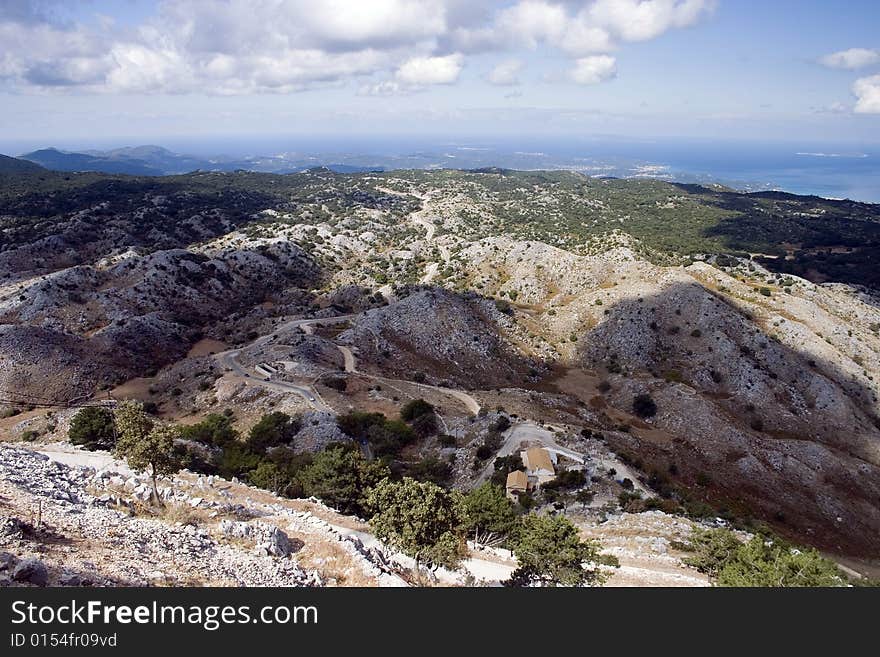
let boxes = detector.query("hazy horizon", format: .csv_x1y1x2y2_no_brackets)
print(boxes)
6,133,880,203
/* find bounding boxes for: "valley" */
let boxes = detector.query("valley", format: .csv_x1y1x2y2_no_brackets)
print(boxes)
1,164,879,585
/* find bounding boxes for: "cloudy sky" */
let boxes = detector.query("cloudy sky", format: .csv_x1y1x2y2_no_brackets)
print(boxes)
1,0,879,149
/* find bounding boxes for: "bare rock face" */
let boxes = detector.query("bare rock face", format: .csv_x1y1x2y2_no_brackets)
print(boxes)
568,270,880,556
0,243,321,400
339,288,538,388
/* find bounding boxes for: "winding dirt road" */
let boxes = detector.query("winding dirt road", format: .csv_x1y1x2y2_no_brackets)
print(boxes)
215,315,353,412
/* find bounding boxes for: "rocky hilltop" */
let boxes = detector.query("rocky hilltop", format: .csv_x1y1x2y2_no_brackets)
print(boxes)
1,167,878,570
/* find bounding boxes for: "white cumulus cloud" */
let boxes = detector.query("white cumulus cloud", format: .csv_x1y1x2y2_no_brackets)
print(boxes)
570,55,617,84
853,74,880,113
487,59,524,85
395,53,464,85
820,47,880,70
588,0,716,42
0,0,716,95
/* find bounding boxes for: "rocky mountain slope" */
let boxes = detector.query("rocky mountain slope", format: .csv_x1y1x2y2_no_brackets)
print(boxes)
1,167,878,565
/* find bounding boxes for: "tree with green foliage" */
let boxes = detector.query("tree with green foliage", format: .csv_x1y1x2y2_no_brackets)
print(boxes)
406,455,453,486
716,536,844,587
337,411,386,438
247,461,293,497
681,527,743,578
508,513,613,587
246,411,300,453
68,406,116,451
400,399,434,422
463,483,518,546
682,528,845,587
366,477,468,571
299,443,389,515
179,413,238,447
337,411,417,458
575,489,595,508
490,453,524,487
113,401,181,505
410,412,438,438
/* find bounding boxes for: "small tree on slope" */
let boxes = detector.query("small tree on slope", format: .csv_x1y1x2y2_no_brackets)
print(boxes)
508,513,616,587
113,401,181,506
366,477,468,574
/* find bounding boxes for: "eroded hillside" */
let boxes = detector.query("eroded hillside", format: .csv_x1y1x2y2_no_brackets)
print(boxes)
2,167,878,564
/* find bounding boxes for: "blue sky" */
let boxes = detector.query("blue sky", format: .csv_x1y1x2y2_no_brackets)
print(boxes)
1,0,879,150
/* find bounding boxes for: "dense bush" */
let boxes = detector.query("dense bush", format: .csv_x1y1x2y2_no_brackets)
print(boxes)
542,469,586,491
632,393,657,418
508,514,615,587
437,434,457,448
492,415,512,432
299,443,389,515
475,431,503,461
366,478,468,570
400,399,434,421
69,406,116,451
246,412,301,453
179,413,238,447
682,528,845,587
490,454,525,486
322,376,347,392
463,483,518,546
410,412,438,438
405,455,453,486
337,411,416,458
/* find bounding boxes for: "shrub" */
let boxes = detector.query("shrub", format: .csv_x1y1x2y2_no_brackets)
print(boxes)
494,299,513,315
541,469,586,491
299,444,389,515
405,455,453,486
246,412,300,453
179,413,238,447
366,478,468,570
508,514,613,587
438,434,457,448
247,461,294,497
632,393,657,418
219,443,265,480
492,415,512,432
684,528,845,587
463,483,518,546
490,454,525,486
411,412,438,438
21,430,39,442
323,377,347,392
69,406,116,451
400,399,434,422
475,444,493,460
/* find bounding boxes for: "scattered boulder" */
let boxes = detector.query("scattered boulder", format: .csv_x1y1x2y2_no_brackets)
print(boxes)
218,520,301,558
0,551,18,572
58,571,92,587
12,558,49,586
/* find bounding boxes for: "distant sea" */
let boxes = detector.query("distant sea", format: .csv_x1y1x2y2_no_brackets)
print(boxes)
6,135,879,203
184,135,879,203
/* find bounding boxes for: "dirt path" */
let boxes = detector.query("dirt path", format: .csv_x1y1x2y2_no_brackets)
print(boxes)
213,315,353,412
